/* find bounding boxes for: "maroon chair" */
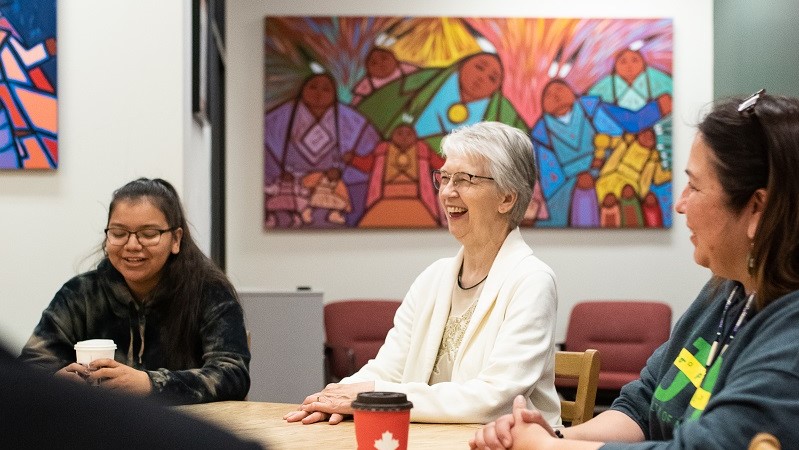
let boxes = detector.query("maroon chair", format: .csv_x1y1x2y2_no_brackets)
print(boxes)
557,300,671,405
323,299,402,384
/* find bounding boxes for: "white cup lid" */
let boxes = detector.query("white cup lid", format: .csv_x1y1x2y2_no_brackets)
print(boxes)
74,339,117,350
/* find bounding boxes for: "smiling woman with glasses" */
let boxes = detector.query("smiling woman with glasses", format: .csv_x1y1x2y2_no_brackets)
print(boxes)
288,121,561,428
20,178,250,405
473,92,799,450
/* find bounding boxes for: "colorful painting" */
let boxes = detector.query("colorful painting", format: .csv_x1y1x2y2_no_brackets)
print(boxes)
263,17,673,229
0,0,57,170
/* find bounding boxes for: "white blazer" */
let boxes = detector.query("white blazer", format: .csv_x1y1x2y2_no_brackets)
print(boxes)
342,228,561,424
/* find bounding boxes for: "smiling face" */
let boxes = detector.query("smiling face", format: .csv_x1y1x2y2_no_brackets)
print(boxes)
438,153,513,247
458,54,503,103
675,134,753,281
106,198,182,300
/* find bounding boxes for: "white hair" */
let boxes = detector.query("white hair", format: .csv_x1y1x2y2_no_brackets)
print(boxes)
440,121,537,229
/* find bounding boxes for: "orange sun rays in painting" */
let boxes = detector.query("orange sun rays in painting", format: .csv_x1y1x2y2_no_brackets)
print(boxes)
264,16,672,229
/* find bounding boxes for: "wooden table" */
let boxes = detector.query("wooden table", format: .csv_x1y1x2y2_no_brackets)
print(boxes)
177,401,480,449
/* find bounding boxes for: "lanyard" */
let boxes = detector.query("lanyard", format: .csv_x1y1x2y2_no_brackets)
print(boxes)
705,286,756,368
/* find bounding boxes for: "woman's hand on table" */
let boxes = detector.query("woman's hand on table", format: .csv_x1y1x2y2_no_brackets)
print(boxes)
470,395,556,449
284,381,375,425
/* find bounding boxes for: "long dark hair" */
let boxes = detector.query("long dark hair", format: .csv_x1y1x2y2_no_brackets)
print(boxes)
698,93,799,308
105,178,237,368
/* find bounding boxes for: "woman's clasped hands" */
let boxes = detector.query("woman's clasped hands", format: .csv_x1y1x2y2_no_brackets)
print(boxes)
55,358,153,395
283,381,375,425
470,395,559,450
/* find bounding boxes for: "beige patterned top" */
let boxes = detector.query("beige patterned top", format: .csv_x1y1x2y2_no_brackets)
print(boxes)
429,282,483,384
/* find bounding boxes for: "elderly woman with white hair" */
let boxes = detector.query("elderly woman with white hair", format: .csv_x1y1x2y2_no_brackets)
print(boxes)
285,121,561,425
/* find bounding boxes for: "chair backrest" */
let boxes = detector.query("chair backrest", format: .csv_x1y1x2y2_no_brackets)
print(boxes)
555,349,601,426
563,300,671,390
324,299,401,381
749,433,781,450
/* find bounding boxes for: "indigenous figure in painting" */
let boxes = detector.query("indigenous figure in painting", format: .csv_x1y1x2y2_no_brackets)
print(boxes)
357,52,527,152
0,7,58,169
589,47,674,227
264,72,380,227
641,191,664,227
589,48,672,114
619,183,644,227
530,79,623,228
412,53,526,149
599,193,621,228
264,171,309,229
302,167,352,226
569,173,600,228
351,46,418,106
352,124,445,228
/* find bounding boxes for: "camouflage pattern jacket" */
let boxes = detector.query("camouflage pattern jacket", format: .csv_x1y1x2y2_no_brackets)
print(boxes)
19,260,251,404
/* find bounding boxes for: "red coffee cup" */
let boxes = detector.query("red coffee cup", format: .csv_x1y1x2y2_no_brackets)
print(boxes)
351,391,414,450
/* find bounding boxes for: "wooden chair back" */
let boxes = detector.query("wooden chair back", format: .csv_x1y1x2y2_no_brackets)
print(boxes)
555,349,600,425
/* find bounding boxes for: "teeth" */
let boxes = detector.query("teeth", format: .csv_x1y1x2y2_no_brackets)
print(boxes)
447,206,467,214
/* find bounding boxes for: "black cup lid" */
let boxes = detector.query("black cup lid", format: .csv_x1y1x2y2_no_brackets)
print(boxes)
351,391,413,411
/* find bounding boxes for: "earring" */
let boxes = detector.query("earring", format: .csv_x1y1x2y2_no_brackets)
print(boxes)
747,242,755,269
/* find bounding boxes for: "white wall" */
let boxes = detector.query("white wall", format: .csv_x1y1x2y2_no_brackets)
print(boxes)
226,0,714,342
0,0,211,351
185,124,213,257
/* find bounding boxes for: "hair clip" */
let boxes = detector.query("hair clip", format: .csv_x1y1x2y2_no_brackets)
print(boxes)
738,88,766,113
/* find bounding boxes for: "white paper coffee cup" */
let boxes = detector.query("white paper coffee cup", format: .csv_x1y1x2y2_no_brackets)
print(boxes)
74,339,117,365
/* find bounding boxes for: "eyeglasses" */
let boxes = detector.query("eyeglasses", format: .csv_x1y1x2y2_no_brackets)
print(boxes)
738,88,765,114
105,227,175,247
432,170,495,190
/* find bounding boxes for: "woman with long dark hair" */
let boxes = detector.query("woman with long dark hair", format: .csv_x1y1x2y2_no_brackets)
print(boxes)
20,178,250,404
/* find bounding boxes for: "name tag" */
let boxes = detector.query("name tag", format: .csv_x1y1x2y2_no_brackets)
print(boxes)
674,348,706,388
690,386,711,411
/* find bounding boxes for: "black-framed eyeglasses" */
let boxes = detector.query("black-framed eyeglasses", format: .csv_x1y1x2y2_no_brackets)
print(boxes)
104,227,175,247
738,88,765,114
432,169,495,190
